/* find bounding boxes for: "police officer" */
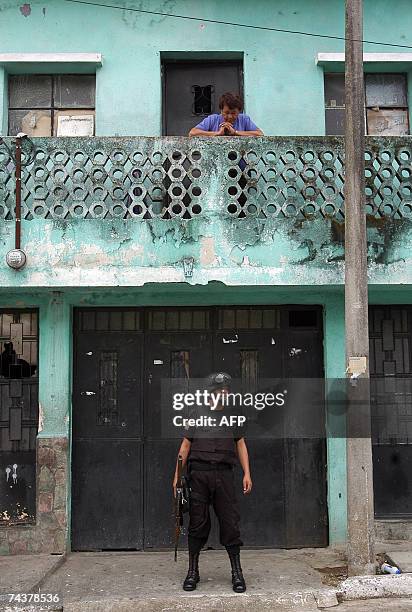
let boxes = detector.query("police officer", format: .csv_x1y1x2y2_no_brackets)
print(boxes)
172,372,252,593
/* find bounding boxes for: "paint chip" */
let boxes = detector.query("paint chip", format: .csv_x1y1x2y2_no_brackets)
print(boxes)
20,3,31,17
223,334,239,344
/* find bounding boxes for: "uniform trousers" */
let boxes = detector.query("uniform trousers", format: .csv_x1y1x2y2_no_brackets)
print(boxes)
187,464,242,554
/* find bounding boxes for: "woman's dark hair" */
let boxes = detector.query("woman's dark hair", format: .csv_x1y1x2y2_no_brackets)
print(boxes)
219,92,243,111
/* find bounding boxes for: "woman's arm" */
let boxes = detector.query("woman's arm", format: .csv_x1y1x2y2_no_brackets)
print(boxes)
236,438,253,494
189,126,224,137
235,128,264,137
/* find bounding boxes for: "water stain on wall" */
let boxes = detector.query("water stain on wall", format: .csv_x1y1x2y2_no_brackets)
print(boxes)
121,0,177,29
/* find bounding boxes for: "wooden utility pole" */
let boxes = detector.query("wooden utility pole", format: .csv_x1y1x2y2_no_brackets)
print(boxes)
345,0,375,575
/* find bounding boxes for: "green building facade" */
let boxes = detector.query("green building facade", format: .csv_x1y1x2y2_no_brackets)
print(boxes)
0,0,412,554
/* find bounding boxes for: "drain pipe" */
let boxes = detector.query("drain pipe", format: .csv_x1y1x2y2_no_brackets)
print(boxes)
5,134,27,270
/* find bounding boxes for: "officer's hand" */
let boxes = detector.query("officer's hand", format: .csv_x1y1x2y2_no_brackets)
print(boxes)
243,475,252,494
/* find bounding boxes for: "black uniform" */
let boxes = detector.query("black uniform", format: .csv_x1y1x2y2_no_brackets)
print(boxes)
184,434,243,554
180,372,247,594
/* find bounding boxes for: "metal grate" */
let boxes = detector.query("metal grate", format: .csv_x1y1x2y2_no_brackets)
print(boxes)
370,306,412,444
0,310,38,525
97,351,119,426
240,350,258,392
192,85,213,115
147,309,210,331
218,308,280,330
0,310,38,452
75,309,141,332
171,350,190,378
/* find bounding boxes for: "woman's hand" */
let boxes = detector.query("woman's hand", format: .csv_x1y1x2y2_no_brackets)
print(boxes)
219,122,236,135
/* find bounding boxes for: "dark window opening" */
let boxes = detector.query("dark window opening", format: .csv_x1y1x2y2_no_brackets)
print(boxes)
97,351,119,426
192,85,214,115
0,309,38,526
0,311,38,378
240,349,258,391
8,74,96,136
218,308,281,330
324,72,409,136
289,310,318,328
171,350,190,378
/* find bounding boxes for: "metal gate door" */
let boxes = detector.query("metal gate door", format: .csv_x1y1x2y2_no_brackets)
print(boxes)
213,307,328,548
72,306,327,550
143,308,213,548
72,310,143,550
163,61,243,135
370,306,412,518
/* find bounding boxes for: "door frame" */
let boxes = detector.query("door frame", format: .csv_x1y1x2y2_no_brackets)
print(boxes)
161,58,244,136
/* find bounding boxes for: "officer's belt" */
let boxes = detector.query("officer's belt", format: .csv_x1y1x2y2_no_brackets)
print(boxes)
189,460,232,471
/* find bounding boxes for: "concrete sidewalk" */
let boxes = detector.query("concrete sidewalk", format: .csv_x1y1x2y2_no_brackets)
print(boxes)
1,543,412,611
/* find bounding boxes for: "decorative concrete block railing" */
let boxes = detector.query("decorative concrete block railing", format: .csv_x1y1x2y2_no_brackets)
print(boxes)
0,136,411,221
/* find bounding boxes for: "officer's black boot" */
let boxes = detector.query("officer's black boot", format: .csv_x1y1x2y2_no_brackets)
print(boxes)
227,547,246,593
182,551,200,591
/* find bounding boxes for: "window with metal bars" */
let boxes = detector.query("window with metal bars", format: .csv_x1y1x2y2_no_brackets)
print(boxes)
192,85,214,115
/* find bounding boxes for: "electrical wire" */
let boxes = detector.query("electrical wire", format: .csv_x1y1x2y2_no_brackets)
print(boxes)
63,0,412,50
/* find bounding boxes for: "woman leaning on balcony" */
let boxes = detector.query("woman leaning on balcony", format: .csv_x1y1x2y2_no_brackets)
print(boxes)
189,92,263,137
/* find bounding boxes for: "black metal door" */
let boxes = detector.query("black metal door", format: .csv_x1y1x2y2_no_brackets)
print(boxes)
143,308,213,548
72,306,326,550
213,307,327,548
370,306,412,518
72,311,143,550
163,61,243,135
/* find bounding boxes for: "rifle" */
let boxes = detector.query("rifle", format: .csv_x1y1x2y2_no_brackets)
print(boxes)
174,454,184,561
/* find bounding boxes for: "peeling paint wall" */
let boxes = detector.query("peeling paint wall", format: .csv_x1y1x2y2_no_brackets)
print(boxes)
0,214,411,289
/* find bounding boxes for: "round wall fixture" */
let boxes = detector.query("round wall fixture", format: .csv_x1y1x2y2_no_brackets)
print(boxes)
6,249,27,270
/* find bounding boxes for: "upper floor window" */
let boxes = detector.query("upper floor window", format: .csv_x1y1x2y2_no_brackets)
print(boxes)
8,74,96,136
324,73,409,136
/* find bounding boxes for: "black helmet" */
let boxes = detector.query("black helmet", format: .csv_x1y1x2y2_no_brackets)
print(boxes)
206,371,232,391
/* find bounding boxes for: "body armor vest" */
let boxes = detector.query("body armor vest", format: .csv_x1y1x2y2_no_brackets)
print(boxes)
188,436,238,465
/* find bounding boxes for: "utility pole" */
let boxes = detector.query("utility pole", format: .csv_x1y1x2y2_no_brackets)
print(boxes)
345,0,375,575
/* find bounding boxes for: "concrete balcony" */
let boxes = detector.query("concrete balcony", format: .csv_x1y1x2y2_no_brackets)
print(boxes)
0,136,411,288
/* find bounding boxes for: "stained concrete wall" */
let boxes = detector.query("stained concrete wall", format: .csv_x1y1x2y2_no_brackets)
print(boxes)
0,214,411,289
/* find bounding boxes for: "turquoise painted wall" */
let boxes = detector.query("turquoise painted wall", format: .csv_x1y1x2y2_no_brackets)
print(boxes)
0,0,411,136
0,68,7,135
